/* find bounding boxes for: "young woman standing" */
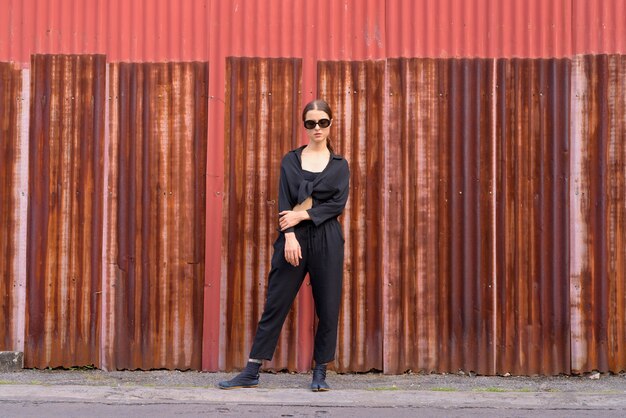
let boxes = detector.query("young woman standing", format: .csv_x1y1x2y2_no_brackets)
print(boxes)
219,99,350,391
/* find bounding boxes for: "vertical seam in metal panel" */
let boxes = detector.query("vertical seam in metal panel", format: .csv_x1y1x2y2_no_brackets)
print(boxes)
203,0,225,372
100,62,110,371
14,68,30,353
491,57,497,374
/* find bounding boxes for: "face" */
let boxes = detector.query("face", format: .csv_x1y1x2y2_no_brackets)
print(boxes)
304,109,332,145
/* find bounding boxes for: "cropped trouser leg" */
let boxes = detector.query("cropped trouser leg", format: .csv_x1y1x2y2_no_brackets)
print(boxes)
249,221,344,363
308,222,344,364
248,236,308,360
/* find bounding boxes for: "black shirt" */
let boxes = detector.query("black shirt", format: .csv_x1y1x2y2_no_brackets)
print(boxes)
302,169,320,182
278,146,350,233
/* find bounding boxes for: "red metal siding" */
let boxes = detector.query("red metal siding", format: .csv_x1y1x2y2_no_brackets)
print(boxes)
0,63,24,351
386,0,572,58
0,0,626,375
25,54,105,368
572,1,626,56
0,0,210,64
2,1,626,64
221,57,303,370
318,61,386,373
570,55,626,373
496,59,571,375
102,62,208,370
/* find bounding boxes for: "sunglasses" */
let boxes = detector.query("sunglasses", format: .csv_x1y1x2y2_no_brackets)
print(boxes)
304,118,331,129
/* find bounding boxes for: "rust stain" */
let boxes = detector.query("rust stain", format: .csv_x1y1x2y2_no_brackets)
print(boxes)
570,55,626,374
3,52,626,375
0,62,23,351
103,62,208,370
222,57,303,371
385,58,441,374
317,60,386,373
384,58,496,375
25,54,106,368
605,55,626,373
496,58,571,375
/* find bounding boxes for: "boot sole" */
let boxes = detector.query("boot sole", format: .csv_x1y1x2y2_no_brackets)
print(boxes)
218,384,258,390
311,387,330,392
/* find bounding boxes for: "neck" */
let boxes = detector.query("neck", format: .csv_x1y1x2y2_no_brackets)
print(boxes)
305,140,329,153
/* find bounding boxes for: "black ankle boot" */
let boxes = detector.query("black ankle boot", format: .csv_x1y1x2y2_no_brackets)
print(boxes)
218,361,261,389
310,363,330,392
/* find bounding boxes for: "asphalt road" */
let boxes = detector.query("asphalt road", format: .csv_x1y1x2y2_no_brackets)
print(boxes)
1,401,622,418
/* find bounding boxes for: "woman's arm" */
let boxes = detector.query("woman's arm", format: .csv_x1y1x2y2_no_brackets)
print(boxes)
277,161,302,266
277,164,296,234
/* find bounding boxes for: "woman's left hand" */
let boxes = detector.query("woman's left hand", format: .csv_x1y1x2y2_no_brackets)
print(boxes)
279,210,308,230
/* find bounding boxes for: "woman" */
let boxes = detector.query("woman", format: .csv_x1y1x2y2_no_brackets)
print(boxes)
219,99,350,392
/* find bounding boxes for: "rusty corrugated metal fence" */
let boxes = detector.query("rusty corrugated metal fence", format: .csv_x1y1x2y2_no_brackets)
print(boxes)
318,61,386,373
0,62,26,353
1,1,626,375
570,55,626,374
102,62,208,370
220,56,626,374
26,55,105,368
222,58,302,371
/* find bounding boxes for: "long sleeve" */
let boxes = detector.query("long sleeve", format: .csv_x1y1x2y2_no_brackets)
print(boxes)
306,160,350,226
277,163,295,234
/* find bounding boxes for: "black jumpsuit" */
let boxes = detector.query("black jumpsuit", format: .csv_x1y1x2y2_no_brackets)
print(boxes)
249,146,350,365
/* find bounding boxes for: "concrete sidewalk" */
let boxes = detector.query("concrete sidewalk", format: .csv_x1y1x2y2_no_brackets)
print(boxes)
1,382,626,410
1,369,625,415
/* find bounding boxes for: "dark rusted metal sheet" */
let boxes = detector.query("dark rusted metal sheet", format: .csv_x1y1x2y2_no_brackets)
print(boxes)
317,61,386,373
25,54,106,368
221,57,303,371
570,55,626,374
102,62,208,370
496,58,571,375
385,58,496,375
0,62,26,352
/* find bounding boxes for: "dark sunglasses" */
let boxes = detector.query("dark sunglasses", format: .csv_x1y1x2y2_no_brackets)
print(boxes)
304,118,331,129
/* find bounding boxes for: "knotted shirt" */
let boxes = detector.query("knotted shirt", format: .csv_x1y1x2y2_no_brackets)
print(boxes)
278,146,350,234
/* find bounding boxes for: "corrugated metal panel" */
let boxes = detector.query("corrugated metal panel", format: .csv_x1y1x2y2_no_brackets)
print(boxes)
572,0,626,56
0,62,26,352
25,54,105,368
384,58,442,374
222,57,303,371
318,61,386,373
0,0,211,64
386,0,625,58
496,59,571,375
604,55,626,373
386,0,573,58
570,55,626,374
102,62,208,370
384,58,496,375
2,1,626,64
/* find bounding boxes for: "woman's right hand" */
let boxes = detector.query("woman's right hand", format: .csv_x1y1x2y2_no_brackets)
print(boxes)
284,232,302,267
